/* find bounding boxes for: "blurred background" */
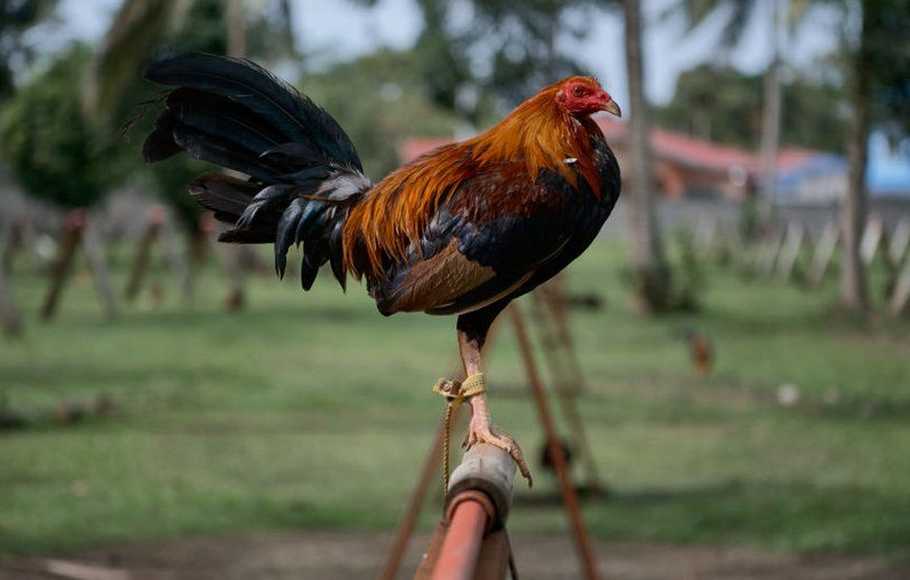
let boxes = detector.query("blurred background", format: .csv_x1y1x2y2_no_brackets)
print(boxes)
1,0,909,578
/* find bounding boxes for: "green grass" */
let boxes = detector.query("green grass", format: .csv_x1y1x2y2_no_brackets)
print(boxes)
1,240,909,557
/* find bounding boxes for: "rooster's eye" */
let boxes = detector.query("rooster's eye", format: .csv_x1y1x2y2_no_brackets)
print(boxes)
573,86,587,97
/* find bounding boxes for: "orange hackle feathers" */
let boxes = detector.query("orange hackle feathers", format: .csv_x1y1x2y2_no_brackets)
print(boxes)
343,76,606,279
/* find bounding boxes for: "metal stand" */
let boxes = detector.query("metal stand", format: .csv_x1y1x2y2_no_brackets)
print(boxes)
380,296,604,580
531,282,604,493
508,304,602,580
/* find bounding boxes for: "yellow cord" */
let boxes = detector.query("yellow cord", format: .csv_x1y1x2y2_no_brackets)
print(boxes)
432,373,486,496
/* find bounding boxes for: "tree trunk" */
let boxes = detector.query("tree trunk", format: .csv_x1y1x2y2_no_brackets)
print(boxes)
221,0,251,312
840,5,871,312
226,0,247,58
622,0,671,312
758,0,783,221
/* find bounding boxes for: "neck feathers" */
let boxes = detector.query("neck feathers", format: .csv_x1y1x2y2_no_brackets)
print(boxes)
468,87,602,198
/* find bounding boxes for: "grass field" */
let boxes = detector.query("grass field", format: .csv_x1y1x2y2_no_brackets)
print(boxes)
1,239,909,558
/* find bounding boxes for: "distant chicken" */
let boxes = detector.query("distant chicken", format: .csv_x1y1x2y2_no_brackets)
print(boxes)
686,329,714,376
141,54,622,483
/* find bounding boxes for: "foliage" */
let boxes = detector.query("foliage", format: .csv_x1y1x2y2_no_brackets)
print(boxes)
411,0,612,122
300,49,459,179
84,0,187,122
118,0,301,229
0,46,123,209
654,64,848,152
862,0,910,142
674,0,812,49
0,0,58,99
121,0,230,230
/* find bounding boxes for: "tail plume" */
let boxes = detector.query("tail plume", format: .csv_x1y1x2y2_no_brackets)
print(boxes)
142,53,371,290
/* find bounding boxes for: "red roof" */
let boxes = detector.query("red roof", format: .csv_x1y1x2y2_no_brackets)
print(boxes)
399,118,818,177
595,118,815,175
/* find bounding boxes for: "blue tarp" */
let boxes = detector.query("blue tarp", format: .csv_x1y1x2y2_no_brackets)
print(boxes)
776,133,910,200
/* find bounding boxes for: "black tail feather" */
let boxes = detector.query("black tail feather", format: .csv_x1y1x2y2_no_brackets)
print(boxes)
142,52,372,290
145,53,362,171
189,173,258,218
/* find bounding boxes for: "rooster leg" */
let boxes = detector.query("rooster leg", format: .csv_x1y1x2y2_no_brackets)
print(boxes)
457,306,533,486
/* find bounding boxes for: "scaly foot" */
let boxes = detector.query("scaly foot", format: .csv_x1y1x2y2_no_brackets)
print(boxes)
463,410,533,487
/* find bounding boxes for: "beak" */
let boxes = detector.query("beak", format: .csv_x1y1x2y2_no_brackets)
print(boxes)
602,98,622,118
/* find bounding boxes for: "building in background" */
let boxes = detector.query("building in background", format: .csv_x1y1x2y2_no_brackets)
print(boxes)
399,119,823,202
775,134,910,204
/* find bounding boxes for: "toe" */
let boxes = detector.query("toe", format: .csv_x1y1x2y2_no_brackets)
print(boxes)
482,428,534,487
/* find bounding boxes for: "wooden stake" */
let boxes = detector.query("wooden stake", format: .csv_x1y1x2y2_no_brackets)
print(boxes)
860,216,883,265
40,210,86,321
124,207,165,303
890,258,910,317
0,221,23,338
161,217,194,306
809,222,839,288
776,222,805,282
694,216,718,253
759,230,785,277
890,219,910,267
2,217,24,274
83,218,118,320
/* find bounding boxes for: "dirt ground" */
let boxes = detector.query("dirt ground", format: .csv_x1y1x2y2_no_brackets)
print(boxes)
2,531,907,580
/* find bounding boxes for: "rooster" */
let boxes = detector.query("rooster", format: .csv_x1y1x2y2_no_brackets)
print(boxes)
142,54,622,483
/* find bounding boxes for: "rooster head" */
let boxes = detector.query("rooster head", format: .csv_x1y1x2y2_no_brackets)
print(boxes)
555,77,622,118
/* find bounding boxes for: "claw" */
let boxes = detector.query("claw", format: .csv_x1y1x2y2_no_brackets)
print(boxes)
464,423,533,487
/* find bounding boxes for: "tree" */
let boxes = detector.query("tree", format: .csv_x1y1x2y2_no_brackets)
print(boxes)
623,0,672,311
840,0,910,312
0,46,121,210
0,0,58,99
411,0,609,123
677,1,813,212
654,64,848,152
88,0,306,306
301,49,459,178
0,45,123,319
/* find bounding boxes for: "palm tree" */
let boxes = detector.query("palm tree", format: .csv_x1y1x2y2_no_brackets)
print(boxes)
839,0,890,312
623,0,672,312
678,1,811,208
